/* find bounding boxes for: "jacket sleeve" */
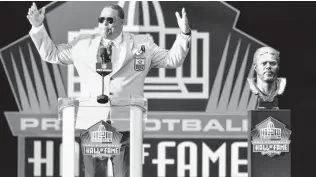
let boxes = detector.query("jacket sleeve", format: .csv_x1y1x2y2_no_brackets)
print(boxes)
149,32,191,68
29,24,75,65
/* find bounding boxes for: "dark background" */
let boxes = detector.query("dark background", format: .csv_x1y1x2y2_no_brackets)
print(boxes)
1,1,315,177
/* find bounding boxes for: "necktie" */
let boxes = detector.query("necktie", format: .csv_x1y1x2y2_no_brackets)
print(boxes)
106,41,114,60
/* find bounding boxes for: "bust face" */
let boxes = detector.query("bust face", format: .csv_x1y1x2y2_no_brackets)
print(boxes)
254,53,279,82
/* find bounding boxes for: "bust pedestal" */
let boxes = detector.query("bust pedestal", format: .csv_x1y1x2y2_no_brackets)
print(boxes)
247,109,291,177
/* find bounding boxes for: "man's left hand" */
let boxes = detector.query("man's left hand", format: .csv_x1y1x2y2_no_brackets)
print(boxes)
175,8,190,34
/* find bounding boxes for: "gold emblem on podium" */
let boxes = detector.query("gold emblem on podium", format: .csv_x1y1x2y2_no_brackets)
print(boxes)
82,121,123,160
251,117,291,157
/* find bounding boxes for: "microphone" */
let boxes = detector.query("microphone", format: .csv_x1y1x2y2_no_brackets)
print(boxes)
96,48,112,77
96,47,113,104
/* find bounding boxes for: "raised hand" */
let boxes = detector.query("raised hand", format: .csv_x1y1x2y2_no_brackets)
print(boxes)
175,8,190,34
26,2,46,27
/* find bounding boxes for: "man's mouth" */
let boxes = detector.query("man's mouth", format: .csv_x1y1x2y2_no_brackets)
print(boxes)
104,29,110,33
101,28,111,35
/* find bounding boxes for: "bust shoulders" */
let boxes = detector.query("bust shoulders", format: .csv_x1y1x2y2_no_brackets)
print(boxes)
247,77,286,96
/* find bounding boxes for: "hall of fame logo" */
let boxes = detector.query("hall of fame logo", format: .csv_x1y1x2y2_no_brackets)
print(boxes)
134,56,146,71
83,121,122,160
251,117,291,157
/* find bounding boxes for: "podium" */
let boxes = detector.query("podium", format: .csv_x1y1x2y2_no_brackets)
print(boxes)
58,97,147,177
248,109,291,177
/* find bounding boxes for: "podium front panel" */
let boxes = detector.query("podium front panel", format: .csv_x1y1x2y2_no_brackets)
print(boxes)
248,110,291,177
58,97,147,177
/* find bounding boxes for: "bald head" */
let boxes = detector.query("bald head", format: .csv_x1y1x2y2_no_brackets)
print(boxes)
101,4,124,20
253,47,280,82
253,47,280,64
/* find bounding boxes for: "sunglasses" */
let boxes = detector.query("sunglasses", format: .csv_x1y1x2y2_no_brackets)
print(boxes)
98,17,115,24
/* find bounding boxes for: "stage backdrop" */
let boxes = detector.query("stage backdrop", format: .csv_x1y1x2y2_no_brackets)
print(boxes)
0,1,270,177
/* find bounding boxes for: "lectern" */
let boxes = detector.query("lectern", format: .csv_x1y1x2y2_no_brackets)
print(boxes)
58,97,147,177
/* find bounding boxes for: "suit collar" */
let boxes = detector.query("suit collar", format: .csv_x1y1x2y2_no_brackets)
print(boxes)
107,32,134,76
123,32,134,51
81,33,102,73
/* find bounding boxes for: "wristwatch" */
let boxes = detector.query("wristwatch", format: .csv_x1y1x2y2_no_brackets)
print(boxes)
182,29,191,36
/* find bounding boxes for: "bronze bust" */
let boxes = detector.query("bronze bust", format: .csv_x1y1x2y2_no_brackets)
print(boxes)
248,47,286,109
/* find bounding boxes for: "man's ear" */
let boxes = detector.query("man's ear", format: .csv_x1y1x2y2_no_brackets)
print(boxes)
253,64,257,72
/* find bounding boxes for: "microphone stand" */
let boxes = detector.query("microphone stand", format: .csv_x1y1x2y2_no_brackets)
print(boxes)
97,48,112,104
97,73,109,104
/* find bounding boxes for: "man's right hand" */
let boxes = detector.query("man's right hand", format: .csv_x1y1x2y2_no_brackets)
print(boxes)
27,2,46,27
